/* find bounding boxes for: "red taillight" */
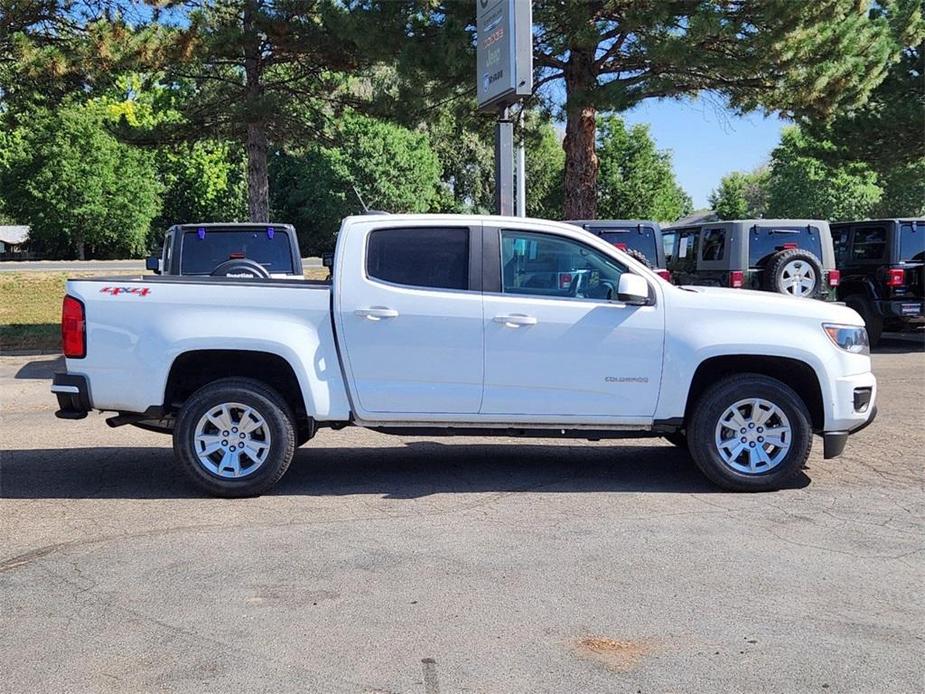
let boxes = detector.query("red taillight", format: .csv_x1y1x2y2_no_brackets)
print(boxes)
886,268,905,287
780,243,798,250
827,269,841,287
559,273,573,289
61,295,86,358
729,270,744,288
656,269,672,282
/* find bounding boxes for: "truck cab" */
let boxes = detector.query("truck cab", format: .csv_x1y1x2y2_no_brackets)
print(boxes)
146,223,304,279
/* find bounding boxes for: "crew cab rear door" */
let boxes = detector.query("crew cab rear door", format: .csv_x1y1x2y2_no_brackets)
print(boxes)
333,220,484,417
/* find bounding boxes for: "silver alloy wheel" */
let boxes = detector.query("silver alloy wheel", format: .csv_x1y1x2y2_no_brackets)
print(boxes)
714,398,792,474
193,402,272,479
780,259,817,297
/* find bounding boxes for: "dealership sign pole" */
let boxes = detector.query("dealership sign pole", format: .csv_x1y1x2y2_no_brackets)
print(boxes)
476,0,533,216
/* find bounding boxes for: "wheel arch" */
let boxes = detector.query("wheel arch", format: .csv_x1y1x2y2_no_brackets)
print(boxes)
684,355,824,431
164,349,308,425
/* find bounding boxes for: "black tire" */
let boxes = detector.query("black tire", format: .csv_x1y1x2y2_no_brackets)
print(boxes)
173,377,296,497
845,294,882,348
687,374,812,492
663,432,688,449
764,249,824,298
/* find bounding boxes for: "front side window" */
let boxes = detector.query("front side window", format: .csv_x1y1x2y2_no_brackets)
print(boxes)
851,226,887,261
899,222,924,262
367,227,469,290
701,229,726,261
500,230,626,301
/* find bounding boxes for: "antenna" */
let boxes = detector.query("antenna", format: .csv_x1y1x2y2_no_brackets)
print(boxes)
351,184,369,214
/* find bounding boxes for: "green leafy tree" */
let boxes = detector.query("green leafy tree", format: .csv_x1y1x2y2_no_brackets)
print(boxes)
391,0,920,219
765,127,882,221
710,168,770,220
524,116,565,220
596,116,691,222
271,113,444,254
152,141,248,246
0,102,160,258
139,0,393,222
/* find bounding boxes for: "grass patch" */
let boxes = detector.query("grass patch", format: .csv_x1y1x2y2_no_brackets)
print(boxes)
0,268,330,353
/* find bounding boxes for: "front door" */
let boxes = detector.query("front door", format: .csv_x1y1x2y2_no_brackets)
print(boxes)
481,227,664,419
336,224,483,416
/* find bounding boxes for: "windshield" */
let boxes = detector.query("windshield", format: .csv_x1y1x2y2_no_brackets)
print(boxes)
588,227,660,264
180,228,295,275
899,222,925,262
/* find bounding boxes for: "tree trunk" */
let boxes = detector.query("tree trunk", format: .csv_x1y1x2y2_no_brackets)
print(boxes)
562,48,599,220
243,0,269,222
246,123,269,222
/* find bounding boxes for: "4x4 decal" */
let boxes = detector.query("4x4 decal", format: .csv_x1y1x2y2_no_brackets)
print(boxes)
100,286,151,297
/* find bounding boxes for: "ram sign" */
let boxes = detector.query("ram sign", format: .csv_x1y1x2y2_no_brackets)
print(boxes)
476,0,533,111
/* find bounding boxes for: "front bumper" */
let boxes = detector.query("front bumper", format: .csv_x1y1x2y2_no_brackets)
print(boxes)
822,405,877,459
51,373,92,419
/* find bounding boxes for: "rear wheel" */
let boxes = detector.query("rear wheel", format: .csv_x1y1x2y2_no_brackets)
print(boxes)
845,294,882,348
687,374,812,491
173,377,296,497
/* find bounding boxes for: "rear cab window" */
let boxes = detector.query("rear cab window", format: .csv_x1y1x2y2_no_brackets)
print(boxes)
748,225,823,267
586,225,660,264
366,227,469,290
180,227,296,275
899,221,925,262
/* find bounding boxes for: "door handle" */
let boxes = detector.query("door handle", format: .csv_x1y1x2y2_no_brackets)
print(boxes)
355,307,399,320
493,314,537,327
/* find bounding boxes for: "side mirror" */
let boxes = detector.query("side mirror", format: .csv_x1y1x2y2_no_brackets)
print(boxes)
145,256,161,274
617,273,649,305
321,252,334,269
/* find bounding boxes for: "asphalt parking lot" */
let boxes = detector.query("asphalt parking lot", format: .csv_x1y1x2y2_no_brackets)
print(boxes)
1,338,923,693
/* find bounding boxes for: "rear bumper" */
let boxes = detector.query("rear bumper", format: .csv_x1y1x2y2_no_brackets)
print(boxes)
875,299,924,322
51,373,92,419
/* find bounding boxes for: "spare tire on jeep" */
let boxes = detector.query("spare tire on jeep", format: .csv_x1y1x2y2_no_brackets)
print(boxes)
622,247,652,268
764,248,823,298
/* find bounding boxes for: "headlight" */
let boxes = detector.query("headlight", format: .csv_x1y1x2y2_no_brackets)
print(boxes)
823,323,870,355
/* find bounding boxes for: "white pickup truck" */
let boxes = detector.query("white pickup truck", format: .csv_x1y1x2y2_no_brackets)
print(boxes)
53,214,877,497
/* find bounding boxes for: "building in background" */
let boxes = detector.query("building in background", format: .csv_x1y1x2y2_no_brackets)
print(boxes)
0,226,31,260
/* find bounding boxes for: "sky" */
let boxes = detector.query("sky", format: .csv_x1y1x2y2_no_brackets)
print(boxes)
620,96,789,210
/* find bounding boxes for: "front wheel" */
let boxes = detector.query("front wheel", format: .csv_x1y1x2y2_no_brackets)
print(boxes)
687,374,812,491
173,377,296,497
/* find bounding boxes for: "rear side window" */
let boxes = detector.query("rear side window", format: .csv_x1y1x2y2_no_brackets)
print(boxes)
899,222,924,262
748,226,823,266
701,229,726,261
851,226,887,261
662,231,676,262
367,227,469,290
832,227,850,264
180,228,295,275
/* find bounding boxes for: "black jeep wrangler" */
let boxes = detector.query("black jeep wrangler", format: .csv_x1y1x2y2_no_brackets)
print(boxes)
567,219,672,280
830,219,924,346
661,219,839,301
146,223,304,279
